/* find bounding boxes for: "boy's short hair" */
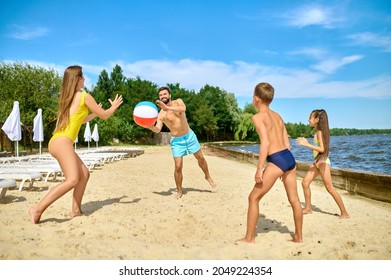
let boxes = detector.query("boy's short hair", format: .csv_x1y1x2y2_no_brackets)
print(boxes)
254,82,274,104
158,86,171,94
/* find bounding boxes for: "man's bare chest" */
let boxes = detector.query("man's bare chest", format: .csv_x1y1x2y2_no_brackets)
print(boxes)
161,111,180,123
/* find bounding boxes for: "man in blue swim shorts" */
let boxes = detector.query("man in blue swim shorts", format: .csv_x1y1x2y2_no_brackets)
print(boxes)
147,86,217,198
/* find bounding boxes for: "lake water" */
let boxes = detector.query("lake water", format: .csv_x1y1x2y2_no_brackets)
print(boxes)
223,134,391,175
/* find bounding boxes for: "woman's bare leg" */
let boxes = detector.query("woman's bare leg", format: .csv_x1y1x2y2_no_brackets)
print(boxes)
29,137,82,224
71,155,90,217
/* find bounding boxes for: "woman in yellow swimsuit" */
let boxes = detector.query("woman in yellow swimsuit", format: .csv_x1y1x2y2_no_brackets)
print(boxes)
29,65,123,224
297,109,349,219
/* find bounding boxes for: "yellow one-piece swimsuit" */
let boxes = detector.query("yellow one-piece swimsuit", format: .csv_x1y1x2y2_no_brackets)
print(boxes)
49,92,88,147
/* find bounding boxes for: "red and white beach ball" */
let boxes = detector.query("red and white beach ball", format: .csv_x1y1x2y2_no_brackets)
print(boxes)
133,101,158,127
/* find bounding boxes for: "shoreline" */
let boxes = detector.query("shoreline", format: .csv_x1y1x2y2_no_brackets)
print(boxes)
1,145,390,260
205,143,391,203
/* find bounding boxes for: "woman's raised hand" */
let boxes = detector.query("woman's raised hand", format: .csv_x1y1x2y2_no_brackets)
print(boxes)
109,94,123,109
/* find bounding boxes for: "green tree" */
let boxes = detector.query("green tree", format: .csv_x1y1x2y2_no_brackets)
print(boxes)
199,85,237,140
234,113,255,141
0,61,61,149
93,69,112,108
224,92,241,138
243,102,257,114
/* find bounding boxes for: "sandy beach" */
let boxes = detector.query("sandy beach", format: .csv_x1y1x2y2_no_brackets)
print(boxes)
0,145,390,260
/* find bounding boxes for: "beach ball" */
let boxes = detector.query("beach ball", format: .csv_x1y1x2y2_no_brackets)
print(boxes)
133,101,158,127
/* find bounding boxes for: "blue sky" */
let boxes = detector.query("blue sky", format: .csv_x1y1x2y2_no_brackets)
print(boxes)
1,0,390,129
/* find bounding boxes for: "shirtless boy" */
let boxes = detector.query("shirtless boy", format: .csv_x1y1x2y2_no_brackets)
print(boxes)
237,82,303,243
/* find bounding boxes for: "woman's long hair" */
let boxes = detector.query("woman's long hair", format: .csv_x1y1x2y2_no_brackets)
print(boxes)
312,109,330,157
53,65,83,133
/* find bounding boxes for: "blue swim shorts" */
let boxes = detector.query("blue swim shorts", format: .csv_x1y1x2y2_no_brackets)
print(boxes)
170,130,201,158
266,149,296,172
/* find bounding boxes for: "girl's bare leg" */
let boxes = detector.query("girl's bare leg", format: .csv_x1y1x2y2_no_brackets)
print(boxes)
29,137,82,224
318,164,350,219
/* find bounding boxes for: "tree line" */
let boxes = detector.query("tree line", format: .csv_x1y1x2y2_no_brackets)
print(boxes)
1,62,389,151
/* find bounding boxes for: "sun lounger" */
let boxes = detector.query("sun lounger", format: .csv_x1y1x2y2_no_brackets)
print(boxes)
1,162,62,182
89,147,144,157
28,155,99,171
78,153,117,164
0,170,43,191
0,158,12,164
78,151,128,163
0,179,17,199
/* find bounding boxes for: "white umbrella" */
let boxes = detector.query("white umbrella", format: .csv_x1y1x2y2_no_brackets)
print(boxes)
84,121,92,149
74,136,78,150
33,108,44,154
91,123,99,148
1,101,22,156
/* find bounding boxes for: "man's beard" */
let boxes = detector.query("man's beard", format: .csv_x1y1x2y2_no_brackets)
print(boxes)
161,97,170,104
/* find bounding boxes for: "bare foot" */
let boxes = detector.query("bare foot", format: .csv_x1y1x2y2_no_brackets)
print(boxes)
339,213,350,219
235,238,255,244
29,207,41,224
206,176,217,188
69,211,84,219
176,191,183,199
303,208,313,215
289,237,304,243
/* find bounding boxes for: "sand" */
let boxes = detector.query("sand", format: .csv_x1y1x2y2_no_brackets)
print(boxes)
0,145,390,260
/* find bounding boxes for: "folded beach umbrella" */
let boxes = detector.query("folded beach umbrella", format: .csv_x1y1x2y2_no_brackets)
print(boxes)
91,123,99,147
2,101,22,156
84,121,92,149
33,108,44,154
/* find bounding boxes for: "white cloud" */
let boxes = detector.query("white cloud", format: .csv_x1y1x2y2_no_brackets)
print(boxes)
8,59,391,101
283,5,344,29
8,24,50,40
347,32,391,52
289,47,328,59
311,55,364,74
105,58,390,100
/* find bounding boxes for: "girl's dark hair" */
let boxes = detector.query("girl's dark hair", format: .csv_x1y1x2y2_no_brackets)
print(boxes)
311,109,330,157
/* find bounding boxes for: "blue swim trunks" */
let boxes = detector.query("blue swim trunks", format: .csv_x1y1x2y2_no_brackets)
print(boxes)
266,149,296,172
170,130,201,158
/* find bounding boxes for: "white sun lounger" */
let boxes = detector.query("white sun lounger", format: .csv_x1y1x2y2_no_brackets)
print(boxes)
1,163,62,182
0,170,43,191
0,179,17,199
78,153,116,164
28,155,99,171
